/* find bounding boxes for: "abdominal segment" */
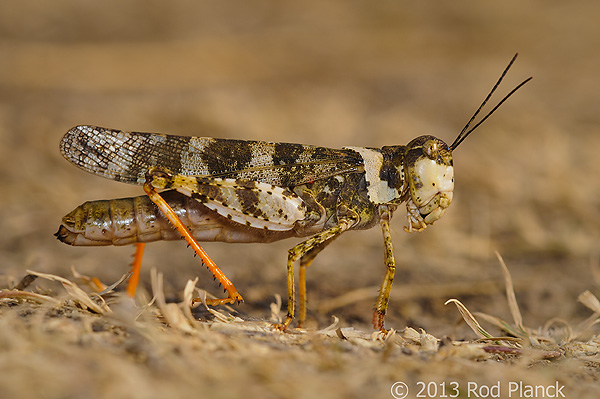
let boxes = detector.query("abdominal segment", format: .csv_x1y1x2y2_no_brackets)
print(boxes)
55,190,295,246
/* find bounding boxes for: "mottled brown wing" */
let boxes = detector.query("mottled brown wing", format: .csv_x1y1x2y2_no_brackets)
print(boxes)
60,125,364,187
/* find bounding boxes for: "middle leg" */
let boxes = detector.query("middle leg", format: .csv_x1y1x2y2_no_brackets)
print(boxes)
277,220,352,330
297,234,340,328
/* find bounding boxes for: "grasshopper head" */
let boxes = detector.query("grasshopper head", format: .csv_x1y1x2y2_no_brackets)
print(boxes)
394,54,531,232
403,135,454,232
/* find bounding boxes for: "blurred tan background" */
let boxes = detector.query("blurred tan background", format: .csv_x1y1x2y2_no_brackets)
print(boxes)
1,0,599,335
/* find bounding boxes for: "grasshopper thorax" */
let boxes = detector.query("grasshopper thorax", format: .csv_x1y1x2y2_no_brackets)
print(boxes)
345,136,454,232
401,135,454,232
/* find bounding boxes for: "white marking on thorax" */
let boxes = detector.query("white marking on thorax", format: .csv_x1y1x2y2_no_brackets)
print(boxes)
343,146,400,204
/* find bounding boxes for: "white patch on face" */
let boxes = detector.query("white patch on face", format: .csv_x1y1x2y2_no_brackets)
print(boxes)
404,158,454,231
343,146,400,204
410,158,454,206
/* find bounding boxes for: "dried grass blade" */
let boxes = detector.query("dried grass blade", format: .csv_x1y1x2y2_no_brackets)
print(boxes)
269,294,283,324
578,290,600,313
572,291,600,339
150,268,194,332
495,251,526,334
26,270,109,314
0,290,61,305
14,274,38,290
182,278,199,325
445,299,493,338
475,312,527,339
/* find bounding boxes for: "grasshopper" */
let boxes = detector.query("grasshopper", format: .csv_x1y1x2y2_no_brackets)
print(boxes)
56,54,530,331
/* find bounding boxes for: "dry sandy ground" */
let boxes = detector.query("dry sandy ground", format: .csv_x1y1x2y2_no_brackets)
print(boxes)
1,1,600,398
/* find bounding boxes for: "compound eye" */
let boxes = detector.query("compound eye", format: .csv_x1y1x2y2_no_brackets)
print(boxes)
423,140,439,159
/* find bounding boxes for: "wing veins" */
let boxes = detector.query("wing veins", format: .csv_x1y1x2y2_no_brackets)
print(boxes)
61,126,365,187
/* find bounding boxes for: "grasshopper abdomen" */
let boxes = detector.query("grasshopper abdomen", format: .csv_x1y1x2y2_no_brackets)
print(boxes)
56,190,297,246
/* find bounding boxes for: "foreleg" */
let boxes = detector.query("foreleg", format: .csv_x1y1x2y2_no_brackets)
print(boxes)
373,207,396,332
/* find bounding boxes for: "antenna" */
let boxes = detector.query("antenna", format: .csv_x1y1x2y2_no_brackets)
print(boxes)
450,53,532,151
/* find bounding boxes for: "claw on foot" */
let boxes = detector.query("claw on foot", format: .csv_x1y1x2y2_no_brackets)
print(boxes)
193,292,244,306
372,310,387,332
273,315,293,331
